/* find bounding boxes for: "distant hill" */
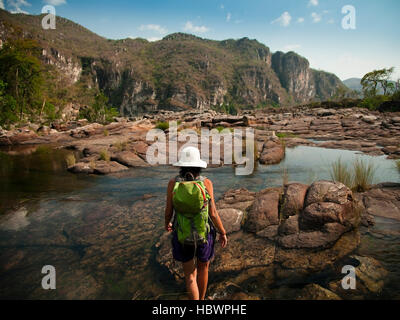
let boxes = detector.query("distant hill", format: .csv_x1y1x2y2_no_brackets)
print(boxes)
0,9,346,115
343,78,363,92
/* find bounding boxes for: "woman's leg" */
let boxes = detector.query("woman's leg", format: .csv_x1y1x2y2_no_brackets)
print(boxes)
183,260,199,300
197,260,210,300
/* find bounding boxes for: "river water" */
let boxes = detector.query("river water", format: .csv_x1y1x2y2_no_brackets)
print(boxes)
0,144,399,299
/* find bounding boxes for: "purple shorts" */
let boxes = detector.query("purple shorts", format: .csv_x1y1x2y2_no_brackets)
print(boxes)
172,225,217,263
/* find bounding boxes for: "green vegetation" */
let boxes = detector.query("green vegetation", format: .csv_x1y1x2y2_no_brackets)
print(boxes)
353,158,376,192
396,160,400,172
100,150,110,162
65,153,76,167
276,132,297,139
329,157,353,188
155,121,169,131
330,157,376,192
358,67,399,111
114,141,128,152
79,92,119,124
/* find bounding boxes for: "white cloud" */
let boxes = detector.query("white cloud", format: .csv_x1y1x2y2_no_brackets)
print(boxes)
0,0,5,9
183,21,209,33
328,18,335,24
226,12,231,22
311,12,322,23
271,11,292,27
308,0,318,6
220,4,224,10
297,17,305,23
139,24,168,35
7,0,31,14
283,44,301,52
43,0,66,5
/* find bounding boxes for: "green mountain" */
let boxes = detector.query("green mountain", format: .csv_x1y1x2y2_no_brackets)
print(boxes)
0,9,346,116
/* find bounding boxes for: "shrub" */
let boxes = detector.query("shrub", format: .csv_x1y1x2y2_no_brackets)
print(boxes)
155,121,169,131
359,95,390,110
396,160,400,172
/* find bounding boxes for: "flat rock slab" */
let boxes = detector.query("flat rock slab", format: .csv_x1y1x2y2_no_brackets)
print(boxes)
111,151,149,167
362,183,400,221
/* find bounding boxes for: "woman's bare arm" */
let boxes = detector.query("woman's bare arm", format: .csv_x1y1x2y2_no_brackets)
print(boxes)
204,179,227,247
164,179,175,231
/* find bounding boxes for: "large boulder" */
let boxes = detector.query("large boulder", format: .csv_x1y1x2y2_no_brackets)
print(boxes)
280,183,309,218
217,208,244,234
216,188,256,213
244,188,281,233
300,201,354,231
305,181,353,206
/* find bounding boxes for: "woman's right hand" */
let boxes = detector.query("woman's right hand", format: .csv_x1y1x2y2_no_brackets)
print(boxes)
219,234,228,248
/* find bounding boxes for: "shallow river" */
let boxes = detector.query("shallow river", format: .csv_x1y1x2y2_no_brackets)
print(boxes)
0,144,399,299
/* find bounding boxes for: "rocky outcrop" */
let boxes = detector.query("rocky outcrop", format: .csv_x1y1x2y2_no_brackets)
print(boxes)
0,9,345,115
156,179,384,298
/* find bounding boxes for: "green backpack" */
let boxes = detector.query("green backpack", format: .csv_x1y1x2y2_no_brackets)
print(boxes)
172,176,211,246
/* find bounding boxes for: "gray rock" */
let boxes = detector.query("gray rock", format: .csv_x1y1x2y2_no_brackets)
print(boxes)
217,208,243,234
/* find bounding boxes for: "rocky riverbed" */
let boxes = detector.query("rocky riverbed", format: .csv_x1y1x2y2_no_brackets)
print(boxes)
1,106,400,300
157,180,400,300
0,107,399,176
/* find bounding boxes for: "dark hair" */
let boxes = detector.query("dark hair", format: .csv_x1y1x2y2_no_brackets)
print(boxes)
179,167,202,181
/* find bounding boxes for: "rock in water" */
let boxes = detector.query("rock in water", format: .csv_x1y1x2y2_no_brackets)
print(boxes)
244,188,281,233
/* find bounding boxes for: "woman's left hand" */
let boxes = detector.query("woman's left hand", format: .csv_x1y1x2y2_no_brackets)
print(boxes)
219,234,228,248
165,222,173,233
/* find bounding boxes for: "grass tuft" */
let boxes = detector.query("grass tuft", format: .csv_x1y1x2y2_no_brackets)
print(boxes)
65,153,76,167
330,157,376,192
100,150,110,162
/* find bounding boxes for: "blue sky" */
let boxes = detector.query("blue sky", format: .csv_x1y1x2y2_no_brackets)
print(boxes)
1,0,399,81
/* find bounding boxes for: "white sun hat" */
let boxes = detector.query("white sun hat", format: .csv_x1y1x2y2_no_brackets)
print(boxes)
173,146,208,169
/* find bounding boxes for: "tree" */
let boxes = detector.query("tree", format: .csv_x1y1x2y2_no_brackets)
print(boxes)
0,39,43,121
361,67,394,97
79,92,119,124
0,80,18,128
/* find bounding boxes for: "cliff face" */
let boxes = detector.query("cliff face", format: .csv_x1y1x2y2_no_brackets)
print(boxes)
0,9,345,115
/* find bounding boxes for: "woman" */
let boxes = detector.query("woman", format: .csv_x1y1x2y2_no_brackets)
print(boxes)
164,146,228,300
